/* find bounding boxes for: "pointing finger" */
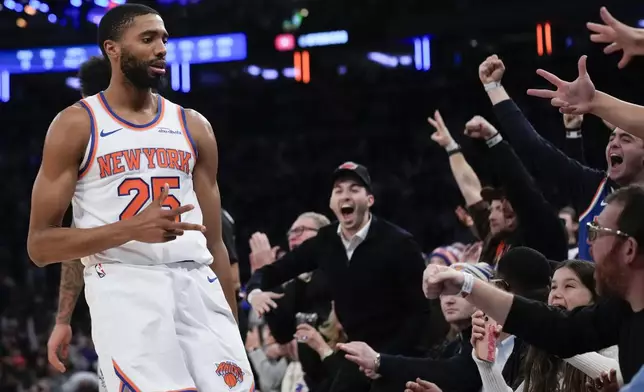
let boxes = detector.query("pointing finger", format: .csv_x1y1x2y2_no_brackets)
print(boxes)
535,69,566,87
526,88,557,99
169,204,195,216
155,183,169,205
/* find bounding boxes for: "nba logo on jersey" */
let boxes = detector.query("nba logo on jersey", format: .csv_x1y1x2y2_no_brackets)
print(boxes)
95,263,106,278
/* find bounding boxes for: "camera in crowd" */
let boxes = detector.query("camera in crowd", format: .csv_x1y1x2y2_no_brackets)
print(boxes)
295,312,319,327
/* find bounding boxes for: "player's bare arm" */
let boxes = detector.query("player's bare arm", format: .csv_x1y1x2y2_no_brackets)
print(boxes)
28,105,206,266
187,109,239,322
56,260,85,324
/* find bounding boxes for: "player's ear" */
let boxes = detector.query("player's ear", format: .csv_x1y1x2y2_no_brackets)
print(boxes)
103,40,120,60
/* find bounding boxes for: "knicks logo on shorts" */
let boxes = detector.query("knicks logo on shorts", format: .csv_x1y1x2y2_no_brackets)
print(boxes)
215,361,244,389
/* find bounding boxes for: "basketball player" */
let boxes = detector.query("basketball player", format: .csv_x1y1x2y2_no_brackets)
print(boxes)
28,4,253,391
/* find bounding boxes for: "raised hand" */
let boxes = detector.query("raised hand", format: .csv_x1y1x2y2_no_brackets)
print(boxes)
464,116,498,140
427,110,454,148
563,114,584,130
478,55,505,84
587,7,644,69
249,232,278,272
131,183,206,243
527,55,596,115
422,264,464,299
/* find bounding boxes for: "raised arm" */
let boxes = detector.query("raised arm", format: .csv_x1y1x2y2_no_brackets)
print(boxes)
480,56,604,209
427,111,484,207
28,105,204,266
464,116,568,261
527,55,644,140
186,109,238,320
423,265,622,358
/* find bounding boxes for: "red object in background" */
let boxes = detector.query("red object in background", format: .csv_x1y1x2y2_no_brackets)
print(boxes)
275,34,295,51
108,2,118,9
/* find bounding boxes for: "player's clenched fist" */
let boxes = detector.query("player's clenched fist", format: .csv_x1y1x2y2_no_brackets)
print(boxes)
130,183,206,243
479,55,505,85
422,264,464,299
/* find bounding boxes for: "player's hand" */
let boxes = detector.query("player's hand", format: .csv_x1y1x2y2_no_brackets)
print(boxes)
405,378,443,392
422,264,464,299
47,323,73,372
427,110,455,148
587,7,644,69
586,369,619,392
564,114,584,130
337,341,379,372
479,55,505,84
248,290,284,316
470,310,502,347
464,116,498,140
527,56,596,115
131,183,206,243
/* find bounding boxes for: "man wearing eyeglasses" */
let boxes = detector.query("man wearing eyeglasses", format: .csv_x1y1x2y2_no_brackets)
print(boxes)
422,184,644,385
248,212,334,391
247,162,431,392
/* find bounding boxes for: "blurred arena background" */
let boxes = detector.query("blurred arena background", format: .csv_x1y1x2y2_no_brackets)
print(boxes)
0,0,643,390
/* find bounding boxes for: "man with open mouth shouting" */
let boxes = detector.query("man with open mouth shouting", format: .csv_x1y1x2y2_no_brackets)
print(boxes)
246,162,431,392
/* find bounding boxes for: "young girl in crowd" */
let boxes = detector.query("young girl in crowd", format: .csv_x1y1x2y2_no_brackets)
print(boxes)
471,260,622,392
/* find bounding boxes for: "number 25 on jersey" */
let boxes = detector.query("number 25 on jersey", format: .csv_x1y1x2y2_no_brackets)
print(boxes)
118,177,181,221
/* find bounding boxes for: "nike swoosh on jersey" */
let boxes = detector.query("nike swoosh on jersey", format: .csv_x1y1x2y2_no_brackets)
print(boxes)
208,276,219,283
100,128,123,137
600,200,608,206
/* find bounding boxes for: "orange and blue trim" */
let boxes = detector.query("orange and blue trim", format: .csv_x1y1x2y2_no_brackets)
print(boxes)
78,99,98,179
98,91,165,131
113,359,198,392
177,106,198,158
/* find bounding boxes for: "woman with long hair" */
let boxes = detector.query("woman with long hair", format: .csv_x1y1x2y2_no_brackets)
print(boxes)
472,260,622,392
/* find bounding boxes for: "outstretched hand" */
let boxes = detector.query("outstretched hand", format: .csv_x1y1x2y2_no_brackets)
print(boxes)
527,55,596,115
587,7,644,69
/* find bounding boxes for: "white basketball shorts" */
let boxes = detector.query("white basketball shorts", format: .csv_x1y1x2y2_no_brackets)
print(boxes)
84,261,254,392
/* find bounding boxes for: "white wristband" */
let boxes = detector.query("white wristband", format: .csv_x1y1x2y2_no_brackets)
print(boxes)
460,272,474,297
445,140,459,152
566,130,582,139
486,133,503,148
484,81,502,92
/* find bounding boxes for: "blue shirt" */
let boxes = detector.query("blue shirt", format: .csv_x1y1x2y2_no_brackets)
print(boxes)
577,179,612,261
621,365,644,392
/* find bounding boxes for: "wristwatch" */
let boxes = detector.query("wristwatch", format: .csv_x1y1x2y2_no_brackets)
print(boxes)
460,272,475,298
374,353,381,372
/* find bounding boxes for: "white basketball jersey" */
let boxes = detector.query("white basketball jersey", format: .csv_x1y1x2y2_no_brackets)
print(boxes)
72,92,212,267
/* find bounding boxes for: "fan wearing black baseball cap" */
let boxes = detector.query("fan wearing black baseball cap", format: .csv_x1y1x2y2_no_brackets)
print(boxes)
330,161,374,241
246,161,432,392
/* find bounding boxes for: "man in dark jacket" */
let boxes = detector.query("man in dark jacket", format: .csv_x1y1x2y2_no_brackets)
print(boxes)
247,162,431,392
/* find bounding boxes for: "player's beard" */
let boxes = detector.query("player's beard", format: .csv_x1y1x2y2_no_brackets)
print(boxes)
595,243,629,298
120,49,165,91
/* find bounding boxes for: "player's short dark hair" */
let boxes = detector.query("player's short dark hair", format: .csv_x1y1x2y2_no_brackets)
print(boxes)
78,56,111,97
606,184,644,254
97,3,159,57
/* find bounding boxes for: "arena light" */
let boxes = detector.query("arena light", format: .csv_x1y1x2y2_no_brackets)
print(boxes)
0,71,9,102
275,33,295,52
297,30,348,48
367,52,398,68
536,22,552,56
413,35,431,71
180,63,190,93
